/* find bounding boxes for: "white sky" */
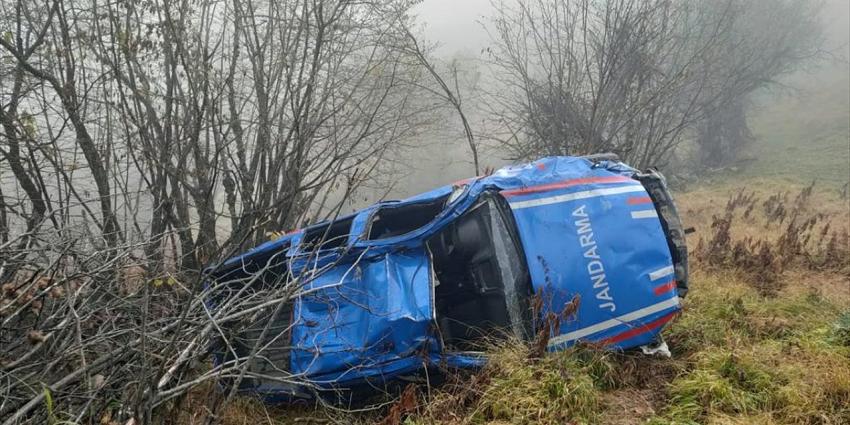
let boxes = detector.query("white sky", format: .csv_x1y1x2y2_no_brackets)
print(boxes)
413,0,849,58
413,0,494,56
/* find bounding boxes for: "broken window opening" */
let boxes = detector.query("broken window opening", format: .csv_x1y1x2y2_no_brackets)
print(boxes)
302,216,355,250
367,194,449,240
426,192,533,351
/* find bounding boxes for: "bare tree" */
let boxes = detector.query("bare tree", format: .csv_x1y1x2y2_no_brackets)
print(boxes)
0,0,433,423
399,24,481,175
482,0,824,170
0,0,429,268
691,0,824,168
0,0,122,248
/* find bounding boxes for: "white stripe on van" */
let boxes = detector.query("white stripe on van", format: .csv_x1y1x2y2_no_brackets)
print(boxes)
649,265,675,281
509,185,645,210
631,210,659,219
547,297,680,348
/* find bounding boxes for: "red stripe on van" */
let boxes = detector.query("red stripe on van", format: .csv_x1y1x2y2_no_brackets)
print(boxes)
601,311,679,345
654,280,678,296
627,196,653,205
501,175,634,197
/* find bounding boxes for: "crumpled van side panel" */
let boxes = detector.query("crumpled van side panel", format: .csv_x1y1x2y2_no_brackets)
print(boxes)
290,247,438,384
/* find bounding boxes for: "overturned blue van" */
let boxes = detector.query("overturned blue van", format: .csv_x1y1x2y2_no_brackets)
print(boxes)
206,155,688,401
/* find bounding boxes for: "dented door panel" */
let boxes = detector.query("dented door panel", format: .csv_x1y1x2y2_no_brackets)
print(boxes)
289,247,438,383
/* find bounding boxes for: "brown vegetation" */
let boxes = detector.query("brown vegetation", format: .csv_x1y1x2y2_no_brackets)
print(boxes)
690,182,849,296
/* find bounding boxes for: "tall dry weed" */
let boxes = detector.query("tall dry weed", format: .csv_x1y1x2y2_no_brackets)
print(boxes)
694,184,849,296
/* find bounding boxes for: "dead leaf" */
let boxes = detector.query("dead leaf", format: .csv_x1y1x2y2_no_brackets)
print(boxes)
27,330,46,344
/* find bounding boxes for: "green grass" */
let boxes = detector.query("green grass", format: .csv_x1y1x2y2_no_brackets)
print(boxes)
462,344,602,424
738,70,850,188
648,272,849,424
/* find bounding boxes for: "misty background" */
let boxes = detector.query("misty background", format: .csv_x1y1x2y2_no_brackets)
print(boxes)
384,0,850,200
0,0,845,277
1,0,848,254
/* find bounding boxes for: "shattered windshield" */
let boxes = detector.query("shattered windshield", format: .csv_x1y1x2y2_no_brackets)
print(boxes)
488,198,532,341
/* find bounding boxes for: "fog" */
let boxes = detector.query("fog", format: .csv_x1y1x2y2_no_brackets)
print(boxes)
353,0,848,206
1,0,848,250
415,0,492,56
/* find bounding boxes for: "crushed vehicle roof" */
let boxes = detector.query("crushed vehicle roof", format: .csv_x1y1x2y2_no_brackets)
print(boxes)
207,155,688,401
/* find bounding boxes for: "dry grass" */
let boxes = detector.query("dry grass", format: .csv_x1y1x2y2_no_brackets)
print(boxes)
651,181,850,425
684,180,849,296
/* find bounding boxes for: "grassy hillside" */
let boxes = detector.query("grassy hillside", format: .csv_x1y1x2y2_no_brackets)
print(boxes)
744,104,849,187
732,67,849,189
